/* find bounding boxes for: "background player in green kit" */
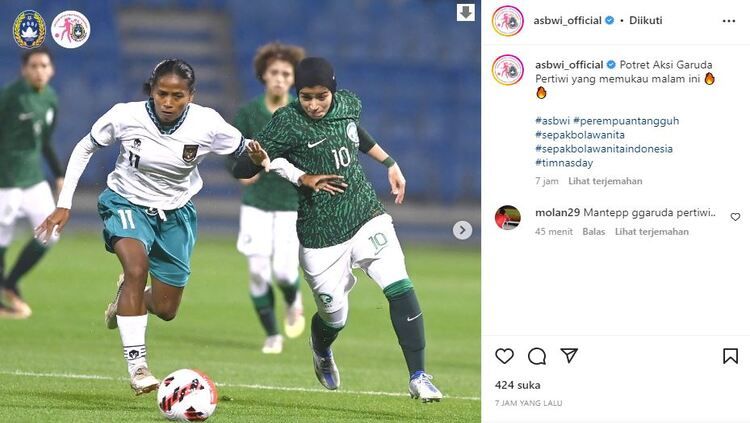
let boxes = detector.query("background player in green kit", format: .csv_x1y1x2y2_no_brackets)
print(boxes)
0,47,64,319
240,58,443,402
232,42,307,354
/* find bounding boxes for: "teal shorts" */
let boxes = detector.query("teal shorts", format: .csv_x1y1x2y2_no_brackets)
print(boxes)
97,188,198,287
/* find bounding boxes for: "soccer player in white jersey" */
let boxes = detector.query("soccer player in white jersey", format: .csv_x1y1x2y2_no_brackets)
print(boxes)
33,59,309,395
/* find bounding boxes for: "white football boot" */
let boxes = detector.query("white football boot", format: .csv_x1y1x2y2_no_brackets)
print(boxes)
311,339,340,390
409,372,443,403
1,288,31,318
130,366,159,395
104,274,125,329
262,334,283,354
0,303,26,319
2,289,31,319
284,292,305,339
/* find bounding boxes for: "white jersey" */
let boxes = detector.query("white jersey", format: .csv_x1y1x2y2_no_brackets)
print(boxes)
89,100,244,210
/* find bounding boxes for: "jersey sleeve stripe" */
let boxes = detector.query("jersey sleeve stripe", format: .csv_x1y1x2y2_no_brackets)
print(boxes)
231,137,246,158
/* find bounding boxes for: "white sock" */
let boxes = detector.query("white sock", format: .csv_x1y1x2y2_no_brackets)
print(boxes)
116,314,148,377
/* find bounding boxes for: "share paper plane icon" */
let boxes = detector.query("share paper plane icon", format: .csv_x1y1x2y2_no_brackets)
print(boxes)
561,348,578,364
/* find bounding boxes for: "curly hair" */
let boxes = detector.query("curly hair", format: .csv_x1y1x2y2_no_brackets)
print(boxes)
253,42,306,83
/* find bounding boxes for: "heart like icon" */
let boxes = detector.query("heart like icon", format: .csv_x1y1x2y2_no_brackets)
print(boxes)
495,348,514,364
731,213,741,221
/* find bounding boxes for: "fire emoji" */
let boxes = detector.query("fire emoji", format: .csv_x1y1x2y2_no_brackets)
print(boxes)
537,86,547,99
705,73,714,85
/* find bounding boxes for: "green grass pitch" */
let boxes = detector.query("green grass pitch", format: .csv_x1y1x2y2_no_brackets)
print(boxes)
0,232,479,422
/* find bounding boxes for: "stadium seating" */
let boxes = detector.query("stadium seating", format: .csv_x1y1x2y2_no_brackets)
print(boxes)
0,0,479,202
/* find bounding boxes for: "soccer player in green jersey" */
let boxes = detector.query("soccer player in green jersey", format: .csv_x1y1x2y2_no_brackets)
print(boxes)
238,58,443,402
0,47,64,319
232,42,307,354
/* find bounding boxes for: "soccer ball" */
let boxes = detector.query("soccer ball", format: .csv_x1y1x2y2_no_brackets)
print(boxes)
157,369,218,421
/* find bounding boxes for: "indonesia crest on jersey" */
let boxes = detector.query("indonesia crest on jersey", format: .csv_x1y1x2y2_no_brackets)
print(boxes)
89,101,245,210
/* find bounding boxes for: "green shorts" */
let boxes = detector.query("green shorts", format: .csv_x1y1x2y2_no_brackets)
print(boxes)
97,188,198,287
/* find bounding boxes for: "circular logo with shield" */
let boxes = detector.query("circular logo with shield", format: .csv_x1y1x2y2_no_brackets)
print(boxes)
318,294,333,305
492,6,524,37
492,55,524,86
13,10,46,49
51,10,90,49
346,122,359,146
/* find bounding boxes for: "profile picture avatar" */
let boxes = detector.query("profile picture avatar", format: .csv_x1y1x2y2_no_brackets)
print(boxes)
495,206,521,230
492,54,524,85
492,6,524,37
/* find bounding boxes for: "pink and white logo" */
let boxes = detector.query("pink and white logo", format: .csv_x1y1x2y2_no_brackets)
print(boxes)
51,10,90,49
492,55,524,86
492,6,524,37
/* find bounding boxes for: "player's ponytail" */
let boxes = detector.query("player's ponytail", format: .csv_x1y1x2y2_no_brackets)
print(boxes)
142,59,196,96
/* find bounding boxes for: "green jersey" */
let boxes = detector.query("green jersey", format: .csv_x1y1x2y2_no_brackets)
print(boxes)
0,79,61,188
233,95,299,211
256,90,385,248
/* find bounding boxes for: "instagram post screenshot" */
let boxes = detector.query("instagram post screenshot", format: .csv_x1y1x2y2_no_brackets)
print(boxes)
1,0,747,422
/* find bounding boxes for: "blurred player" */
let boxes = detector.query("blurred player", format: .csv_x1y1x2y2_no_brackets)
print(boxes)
232,42,306,354
0,47,64,319
237,58,443,402
34,59,288,395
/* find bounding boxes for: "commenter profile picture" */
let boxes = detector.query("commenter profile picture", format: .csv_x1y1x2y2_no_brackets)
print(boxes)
495,205,521,230
492,55,523,85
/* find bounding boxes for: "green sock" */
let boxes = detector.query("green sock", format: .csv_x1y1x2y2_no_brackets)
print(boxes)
251,288,279,336
278,277,300,306
4,239,48,295
311,313,343,356
384,281,425,376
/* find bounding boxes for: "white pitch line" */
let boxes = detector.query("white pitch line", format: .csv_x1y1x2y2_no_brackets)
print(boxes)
0,370,479,402
3,370,120,381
